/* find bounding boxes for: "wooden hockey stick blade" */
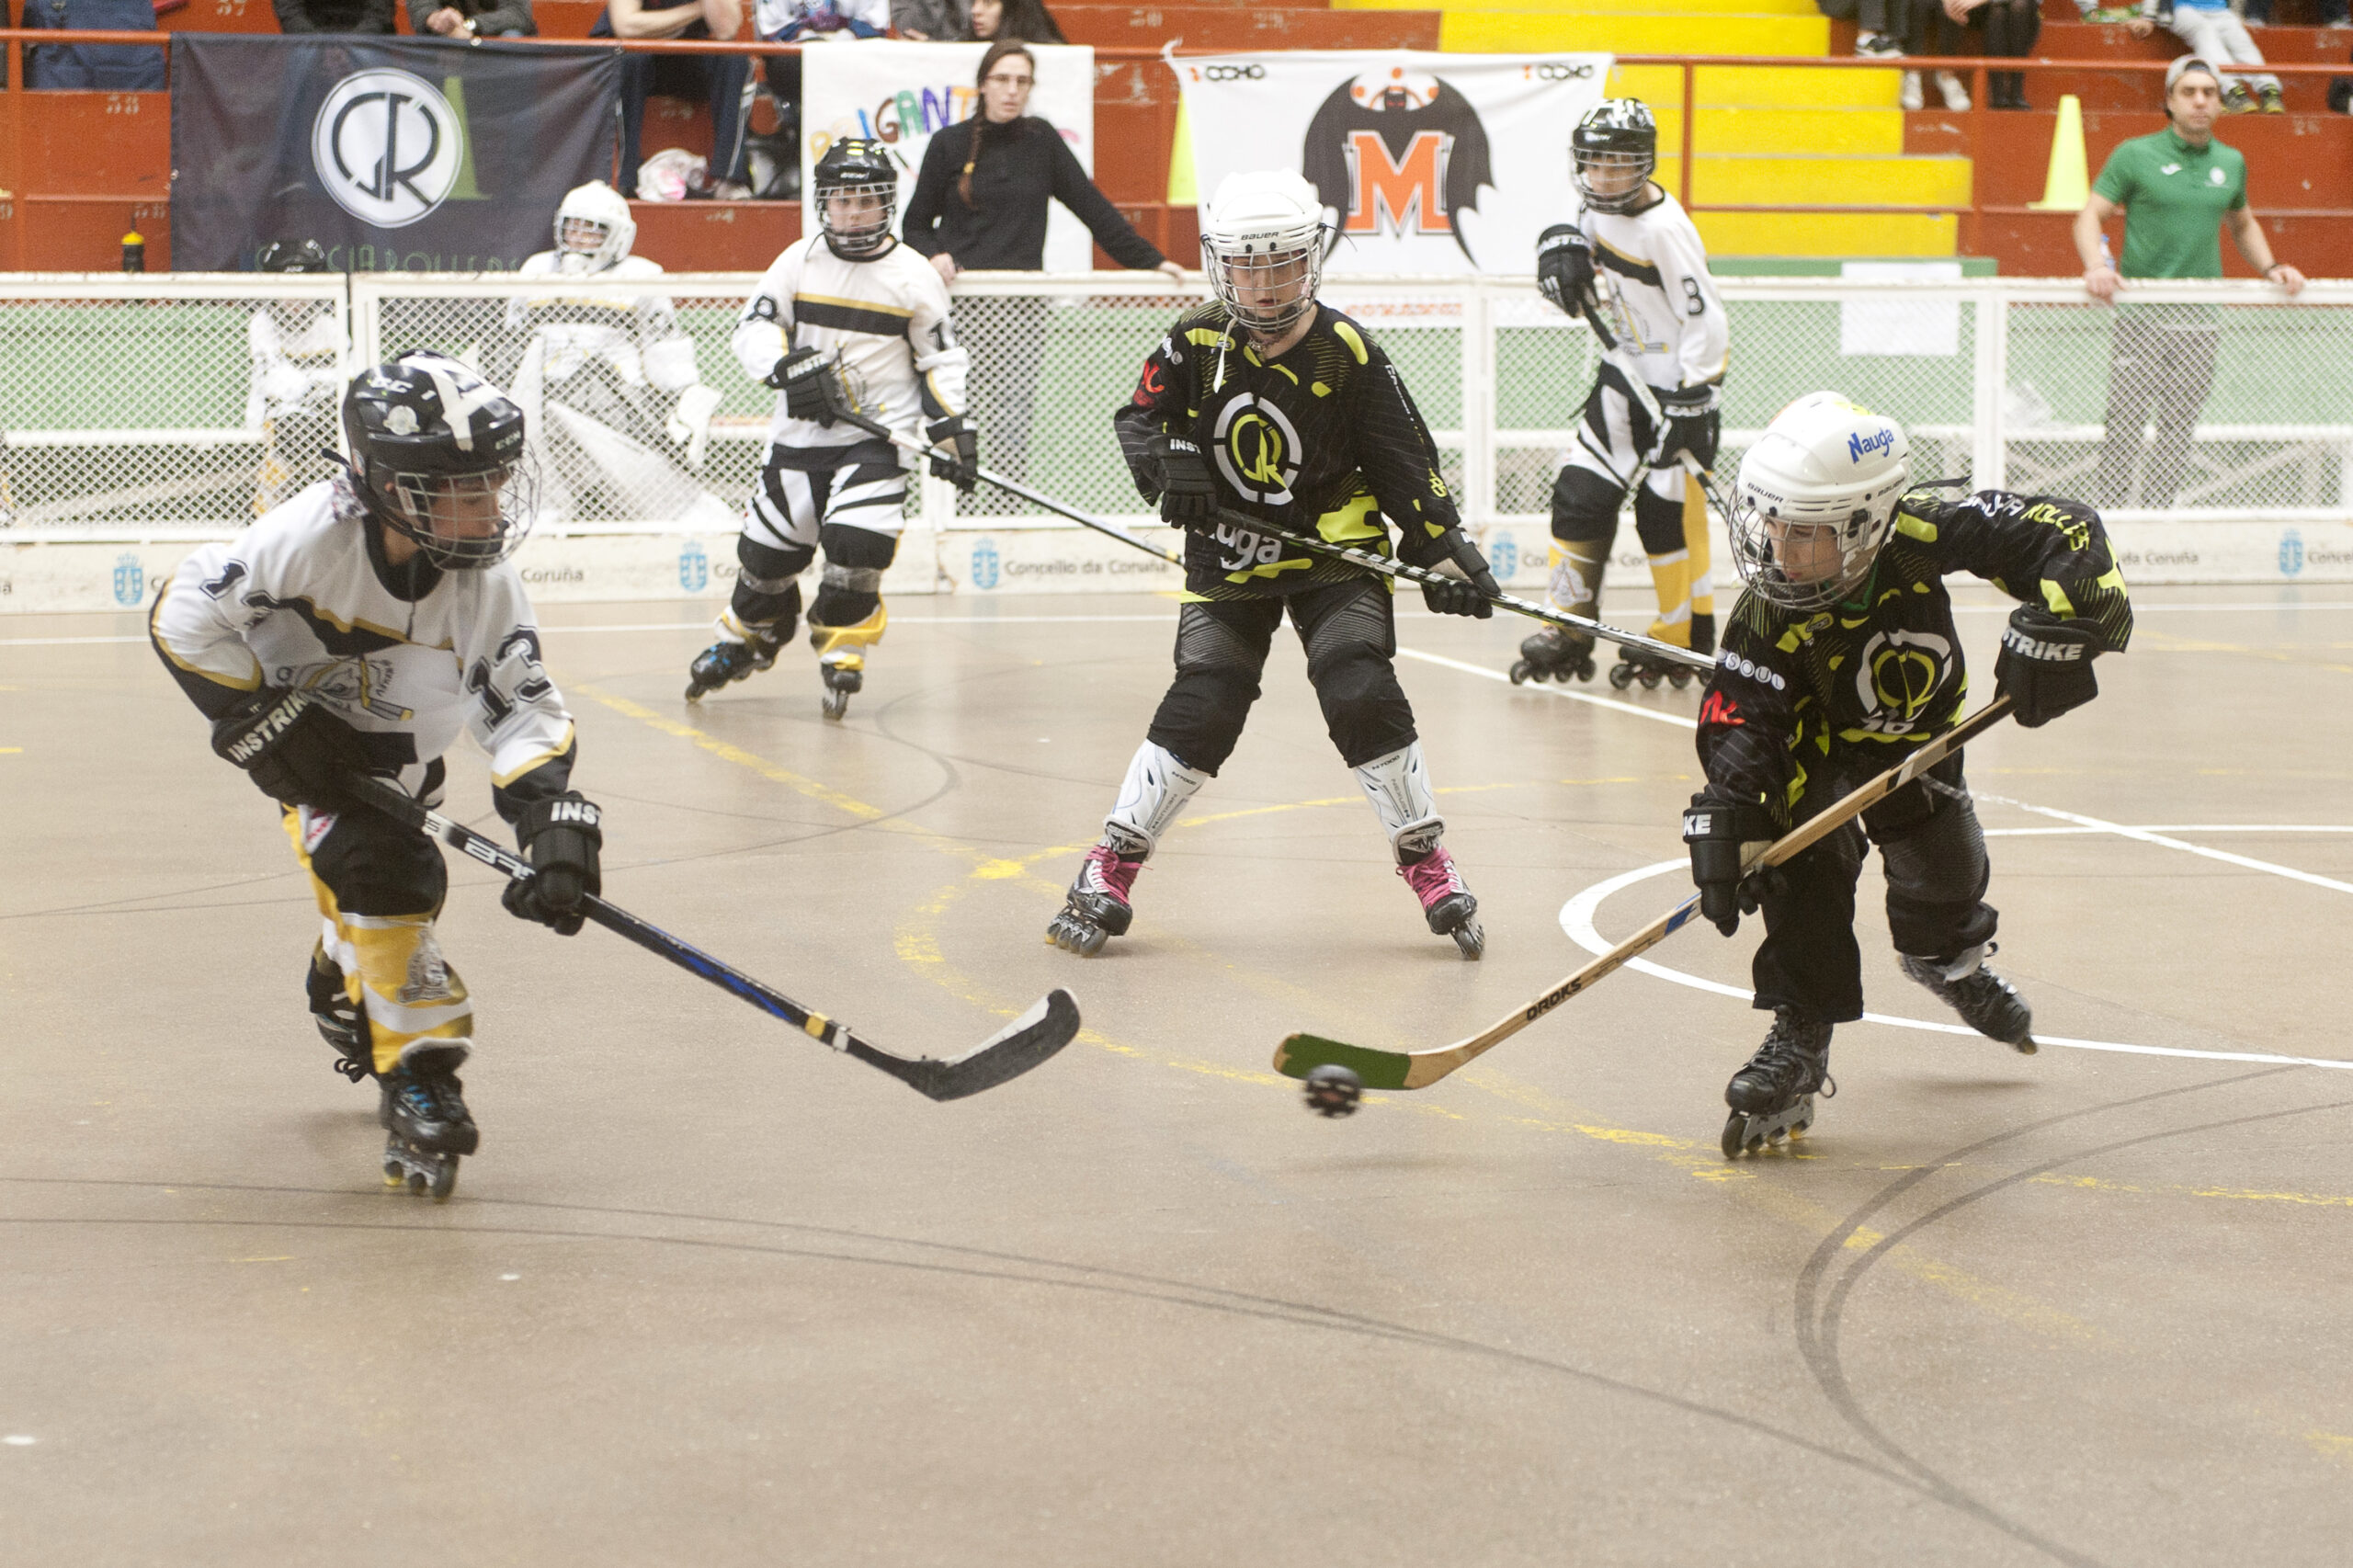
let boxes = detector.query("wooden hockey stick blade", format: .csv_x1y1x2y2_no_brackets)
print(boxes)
847,988,1082,1101
1270,699,2014,1090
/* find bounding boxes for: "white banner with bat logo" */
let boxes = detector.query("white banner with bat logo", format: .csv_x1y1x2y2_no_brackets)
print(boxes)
1170,51,1614,277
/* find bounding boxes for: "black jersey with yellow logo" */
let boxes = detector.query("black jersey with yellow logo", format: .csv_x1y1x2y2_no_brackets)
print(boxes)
1113,300,1461,600
1697,490,2134,825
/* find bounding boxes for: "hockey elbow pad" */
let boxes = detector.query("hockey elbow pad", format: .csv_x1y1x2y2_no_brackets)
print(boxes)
926,415,980,494
1147,434,1217,527
502,794,603,937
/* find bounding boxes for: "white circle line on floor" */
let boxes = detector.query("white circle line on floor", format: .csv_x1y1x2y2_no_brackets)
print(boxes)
1559,858,2353,1074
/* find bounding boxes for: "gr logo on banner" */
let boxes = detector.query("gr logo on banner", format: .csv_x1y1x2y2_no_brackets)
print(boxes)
313,69,467,228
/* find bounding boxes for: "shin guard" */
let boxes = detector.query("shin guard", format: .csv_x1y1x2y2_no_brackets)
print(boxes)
1103,740,1211,858
1353,741,1443,862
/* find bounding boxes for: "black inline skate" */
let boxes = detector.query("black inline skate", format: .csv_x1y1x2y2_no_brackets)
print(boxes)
380,1042,478,1199
1900,944,2038,1053
1722,1008,1834,1158
1607,612,1713,692
1046,841,1143,956
1510,625,1597,686
684,629,782,702
817,655,863,721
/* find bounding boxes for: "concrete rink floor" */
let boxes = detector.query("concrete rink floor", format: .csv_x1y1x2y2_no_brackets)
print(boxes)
6,582,2353,1567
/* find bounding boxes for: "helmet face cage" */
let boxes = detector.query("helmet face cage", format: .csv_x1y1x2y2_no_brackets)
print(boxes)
552,182,634,272
1725,479,1904,612
1201,225,1325,334
380,459,540,572
815,140,899,257
557,216,615,266
1572,99,1658,215
345,354,539,572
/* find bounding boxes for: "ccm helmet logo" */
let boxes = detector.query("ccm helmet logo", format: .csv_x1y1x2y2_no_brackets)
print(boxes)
1847,426,1895,463
1201,64,1265,81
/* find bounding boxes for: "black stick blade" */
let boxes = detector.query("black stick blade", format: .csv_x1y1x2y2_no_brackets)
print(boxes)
850,989,1082,1102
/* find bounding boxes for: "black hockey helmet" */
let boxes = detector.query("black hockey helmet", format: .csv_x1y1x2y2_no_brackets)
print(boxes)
813,137,899,258
1572,98,1658,215
256,238,330,273
341,352,537,571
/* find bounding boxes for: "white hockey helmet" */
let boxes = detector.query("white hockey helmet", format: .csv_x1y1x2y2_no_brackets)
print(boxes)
1199,170,1328,335
554,180,635,273
1728,392,1912,610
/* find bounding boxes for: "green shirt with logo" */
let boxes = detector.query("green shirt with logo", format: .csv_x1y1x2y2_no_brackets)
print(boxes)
2091,125,2247,278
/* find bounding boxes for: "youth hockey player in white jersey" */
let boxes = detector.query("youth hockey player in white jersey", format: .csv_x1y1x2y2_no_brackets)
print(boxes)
1513,98,1731,693
246,240,347,515
688,137,976,719
499,180,725,519
151,353,602,1199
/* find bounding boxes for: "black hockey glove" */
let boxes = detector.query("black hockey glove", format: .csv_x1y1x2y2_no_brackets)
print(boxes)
501,793,603,937
1535,223,1609,345
926,415,980,493
1656,386,1721,472
1683,792,1779,937
1149,433,1218,528
1418,530,1500,619
767,347,839,426
1994,605,2104,729
210,687,371,811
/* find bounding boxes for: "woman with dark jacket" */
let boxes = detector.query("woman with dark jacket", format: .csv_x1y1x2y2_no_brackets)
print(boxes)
901,40,1182,500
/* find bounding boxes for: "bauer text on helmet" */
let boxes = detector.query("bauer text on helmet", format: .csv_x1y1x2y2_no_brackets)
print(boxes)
1727,393,1911,610
1200,171,1328,335
555,180,635,273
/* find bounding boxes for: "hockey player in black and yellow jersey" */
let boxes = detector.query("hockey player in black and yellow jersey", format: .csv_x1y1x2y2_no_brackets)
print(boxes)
1044,170,1501,960
1682,392,2132,1152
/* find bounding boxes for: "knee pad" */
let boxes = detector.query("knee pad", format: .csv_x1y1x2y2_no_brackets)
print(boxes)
1551,464,1624,546
818,521,898,572
1146,668,1259,776
737,533,813,586
1631,483,1687,557
1298,584,1395,672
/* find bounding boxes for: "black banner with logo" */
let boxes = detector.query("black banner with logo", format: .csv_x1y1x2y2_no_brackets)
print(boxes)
169,36,620,272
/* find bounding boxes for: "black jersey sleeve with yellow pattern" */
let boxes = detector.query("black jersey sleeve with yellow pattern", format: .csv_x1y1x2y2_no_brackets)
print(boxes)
1336,318,1463,566
1901,490,2135,652
1112,302,1219,502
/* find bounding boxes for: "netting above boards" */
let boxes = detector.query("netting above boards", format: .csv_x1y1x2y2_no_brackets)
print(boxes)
3,274,2346,540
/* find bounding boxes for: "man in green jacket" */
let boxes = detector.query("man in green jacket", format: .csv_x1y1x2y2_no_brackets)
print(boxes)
2072,55,2306,509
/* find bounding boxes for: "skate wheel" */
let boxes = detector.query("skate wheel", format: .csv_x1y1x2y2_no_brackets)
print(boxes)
1639,671,1663,689
2013,1036,2040,1056
821,688,850,721
1721,1115,1747,1160
1573,658,1597,682
1668,670,1692,690
429,1158,458,1200
684,682,706,704
1451,921,1485,960
1508,660,1532,686
1608,663,1637,690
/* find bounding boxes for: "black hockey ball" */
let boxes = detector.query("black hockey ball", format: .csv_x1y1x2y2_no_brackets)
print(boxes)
1302,1063,1363,1119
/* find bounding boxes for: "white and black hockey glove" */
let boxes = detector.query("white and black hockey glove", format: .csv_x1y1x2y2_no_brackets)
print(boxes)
1419,530,1500,619
767,347,841,426
210,687,372,811
1655,385,1721,472
502,793,603,937
926,415,980,494
1149,433,1218,528
1536,223,1611,346
1995,606,2103,728
1683,792,1780,937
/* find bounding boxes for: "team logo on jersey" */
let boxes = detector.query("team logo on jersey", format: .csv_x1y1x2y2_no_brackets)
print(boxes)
1302,65,1495,265
297,656,415,723
1854,628,1949,732
313,69,466,229
1212,395,1303,506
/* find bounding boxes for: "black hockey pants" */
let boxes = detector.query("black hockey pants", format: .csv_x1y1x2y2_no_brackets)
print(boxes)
1750,753,1998,1024
1146,578,1415,775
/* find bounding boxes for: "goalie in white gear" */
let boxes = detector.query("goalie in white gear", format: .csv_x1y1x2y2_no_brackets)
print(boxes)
494,179,725,520
246,239,347,516
688,137,974,720
1518,98,1730,694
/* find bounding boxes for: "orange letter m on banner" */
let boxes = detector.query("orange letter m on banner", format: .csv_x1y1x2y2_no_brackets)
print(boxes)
1343,130,1452,237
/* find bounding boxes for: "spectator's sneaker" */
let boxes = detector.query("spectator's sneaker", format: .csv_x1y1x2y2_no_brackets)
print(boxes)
2223,80,2256,113
1900,70,1925,111
1936,70,1971,110
2258,85,2286,114
1855,29,1904,57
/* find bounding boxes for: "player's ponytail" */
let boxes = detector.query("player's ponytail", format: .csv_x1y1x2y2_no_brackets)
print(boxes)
960,40,1039,209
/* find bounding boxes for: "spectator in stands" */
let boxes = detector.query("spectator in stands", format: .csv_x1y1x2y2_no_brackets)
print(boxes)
2242,1,2350,30
902,40,1177,495
407,0,534,36
1939,0,2038,108
891,0,970,39
969,0,1062,44
2075,55,2306,509
1814,0,1908,61
597,0,753,200
2086,1,2283,112
274,0,394,30
1900,1,1972,108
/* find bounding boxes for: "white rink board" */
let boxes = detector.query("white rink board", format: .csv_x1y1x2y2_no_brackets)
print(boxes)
10,517,2353,614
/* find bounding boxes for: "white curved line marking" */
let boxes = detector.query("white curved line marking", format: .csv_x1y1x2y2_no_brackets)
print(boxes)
1560,859,2353,1073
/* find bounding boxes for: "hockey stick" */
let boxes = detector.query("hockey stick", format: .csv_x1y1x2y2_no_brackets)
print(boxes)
1271,697,2016,1091
346,775,1080,1101
830,406,1708,672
